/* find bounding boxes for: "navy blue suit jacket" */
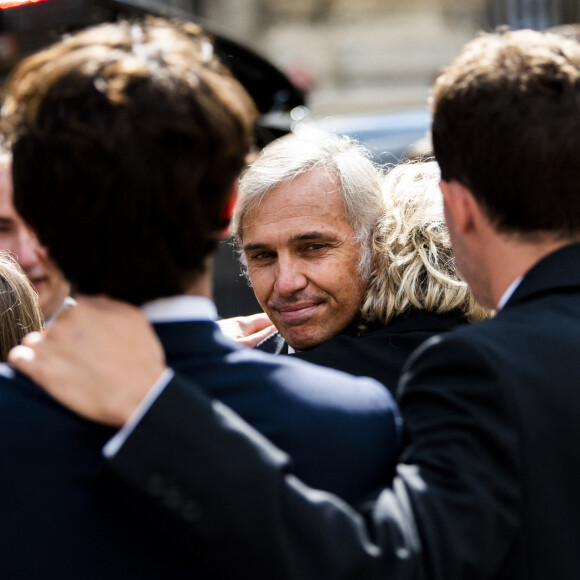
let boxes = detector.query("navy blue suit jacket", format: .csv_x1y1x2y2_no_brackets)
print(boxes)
108,244,580,579
0,319,400,578
258,309,467,392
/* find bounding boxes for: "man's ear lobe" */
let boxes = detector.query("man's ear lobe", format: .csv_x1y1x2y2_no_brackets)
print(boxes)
218,182,239,236
441,179,476,236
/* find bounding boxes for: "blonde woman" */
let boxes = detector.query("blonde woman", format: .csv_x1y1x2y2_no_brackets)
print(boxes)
293,160,489,391
0,252,43,361
361,160,488,326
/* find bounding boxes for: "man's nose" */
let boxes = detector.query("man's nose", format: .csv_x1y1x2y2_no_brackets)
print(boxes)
273,257,308,296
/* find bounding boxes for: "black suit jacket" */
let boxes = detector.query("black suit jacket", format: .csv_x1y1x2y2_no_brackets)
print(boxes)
0,319,400,578
258,309,467,392
108,243,580,579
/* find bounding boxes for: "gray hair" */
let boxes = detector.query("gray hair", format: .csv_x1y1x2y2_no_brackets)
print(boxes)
232,129,385,281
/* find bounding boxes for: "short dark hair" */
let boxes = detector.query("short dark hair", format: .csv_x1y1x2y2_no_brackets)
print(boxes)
2,17,257,304
431,29,580,237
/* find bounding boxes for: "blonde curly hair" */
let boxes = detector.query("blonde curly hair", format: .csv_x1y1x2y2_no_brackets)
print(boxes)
360,161,489,326
0,251,43,361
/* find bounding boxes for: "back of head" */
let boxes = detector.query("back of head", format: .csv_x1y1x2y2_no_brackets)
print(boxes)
2,17,257,305
234,129,384,279
547,23,580,43
360,161,489,325
0,252,42,361
431,29,580,238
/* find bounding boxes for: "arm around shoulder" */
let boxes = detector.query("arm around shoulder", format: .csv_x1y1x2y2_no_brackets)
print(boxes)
108,331,522,579
107,369,424,579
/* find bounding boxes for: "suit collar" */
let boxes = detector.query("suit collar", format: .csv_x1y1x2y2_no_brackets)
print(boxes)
256,308,466,355
256,331,288,354
142,295,217,323
504,242,580,309
379,309,468,333
152,319,235,360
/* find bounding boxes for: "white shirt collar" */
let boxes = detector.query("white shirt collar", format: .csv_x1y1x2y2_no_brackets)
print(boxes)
44,296,77,327
141,295,217,323
497,276,523,311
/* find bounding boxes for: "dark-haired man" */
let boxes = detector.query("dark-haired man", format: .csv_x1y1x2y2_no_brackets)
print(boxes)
0,16,401,578
17,27,580,579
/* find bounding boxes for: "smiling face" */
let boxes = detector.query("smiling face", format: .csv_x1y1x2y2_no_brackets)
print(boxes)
0,161,70,321
241,168,367,351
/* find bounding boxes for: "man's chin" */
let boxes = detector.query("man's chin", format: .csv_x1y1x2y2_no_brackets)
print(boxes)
281,329,327,352
34,283,50,306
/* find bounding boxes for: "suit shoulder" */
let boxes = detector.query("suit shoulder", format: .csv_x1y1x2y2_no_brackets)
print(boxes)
0,362,15,381
227,344,397,412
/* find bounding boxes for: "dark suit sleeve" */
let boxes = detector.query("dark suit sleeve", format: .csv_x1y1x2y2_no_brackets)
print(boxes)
108,333,521,580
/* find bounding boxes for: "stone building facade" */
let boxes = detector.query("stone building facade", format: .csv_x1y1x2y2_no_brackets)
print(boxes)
186,0,580,115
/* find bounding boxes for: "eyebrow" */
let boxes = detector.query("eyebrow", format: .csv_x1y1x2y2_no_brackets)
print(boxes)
291,232,328,242
243,242,268,253
243,232,332,254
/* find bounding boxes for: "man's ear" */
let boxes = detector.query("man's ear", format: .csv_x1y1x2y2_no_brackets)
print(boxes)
440,179,480,236
218,182,239,237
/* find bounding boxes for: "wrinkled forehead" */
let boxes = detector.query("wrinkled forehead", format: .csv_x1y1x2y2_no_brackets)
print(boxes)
245,169,345,217
241,167,346,226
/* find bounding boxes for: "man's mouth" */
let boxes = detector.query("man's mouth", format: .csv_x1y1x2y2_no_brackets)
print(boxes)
273,302,323,325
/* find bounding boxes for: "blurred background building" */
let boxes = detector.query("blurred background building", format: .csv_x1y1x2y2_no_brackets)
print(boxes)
1,0,579,116
183,0,580,316
193,0,580,116
0,0,579,316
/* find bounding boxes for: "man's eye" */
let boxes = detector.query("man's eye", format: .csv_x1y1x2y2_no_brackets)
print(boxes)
248,251,275,262
305,244,326,252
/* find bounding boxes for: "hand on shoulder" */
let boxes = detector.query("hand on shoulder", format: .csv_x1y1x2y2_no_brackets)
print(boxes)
9,295,168,426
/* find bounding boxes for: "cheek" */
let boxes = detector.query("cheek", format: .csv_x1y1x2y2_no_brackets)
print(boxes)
247,267,274,304
314,263,364,304
341,277,367,311
313,251,361,291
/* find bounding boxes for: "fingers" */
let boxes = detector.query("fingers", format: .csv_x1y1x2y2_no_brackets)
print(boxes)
10,331,45,373
217,313,273,341
241,313,273,334
238,324,277,348
8,344,36,365
9,339,50,390
21,331,43,347
8,294,167,426
9,324,56,380
217,313,276,346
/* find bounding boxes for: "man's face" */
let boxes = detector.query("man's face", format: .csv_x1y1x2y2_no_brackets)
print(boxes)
442,181,494,310
0,163,70,321
241,168,367,351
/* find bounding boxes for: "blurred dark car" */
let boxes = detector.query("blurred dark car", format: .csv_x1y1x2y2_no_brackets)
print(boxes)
259,106,432,164
0,0,306,149
306,108,432,164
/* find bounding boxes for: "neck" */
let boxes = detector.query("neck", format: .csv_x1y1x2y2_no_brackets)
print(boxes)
486,234,574,308
184,258,214,298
